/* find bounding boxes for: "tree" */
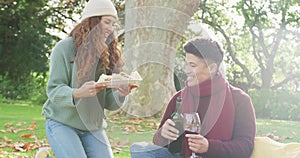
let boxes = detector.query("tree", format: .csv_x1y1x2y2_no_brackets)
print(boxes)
0,0,55,98
0,0,106,99
196,0,300,91
121,0,201,117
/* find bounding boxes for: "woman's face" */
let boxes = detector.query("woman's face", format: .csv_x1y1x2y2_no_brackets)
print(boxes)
184,53,213,86
99,15,116,41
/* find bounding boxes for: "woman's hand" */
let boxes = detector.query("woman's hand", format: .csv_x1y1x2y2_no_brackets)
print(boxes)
73,81,107,99
116,85,131,97
160,119,179,141
117,84,138,97
185,134,209,154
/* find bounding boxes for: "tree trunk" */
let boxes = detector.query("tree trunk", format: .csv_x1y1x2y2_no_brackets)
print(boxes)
121,0,200,117
261,59,275,89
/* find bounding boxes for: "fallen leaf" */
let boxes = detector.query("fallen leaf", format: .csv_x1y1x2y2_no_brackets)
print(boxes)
29,122,37,130
3,136,12,143
19,131,35,139
23,142,33,151
4,122,14,128
16,122,26,127
11,142,26,152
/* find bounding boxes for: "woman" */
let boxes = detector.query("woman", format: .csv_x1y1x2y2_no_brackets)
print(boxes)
130,38,256,158
42,0,131,157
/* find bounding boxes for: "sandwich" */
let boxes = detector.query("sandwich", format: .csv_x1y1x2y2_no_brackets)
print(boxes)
97,71,142,88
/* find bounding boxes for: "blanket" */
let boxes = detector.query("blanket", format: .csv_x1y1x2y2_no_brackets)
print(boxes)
250,137,300,158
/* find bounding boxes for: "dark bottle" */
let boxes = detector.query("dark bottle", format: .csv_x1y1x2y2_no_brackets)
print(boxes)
168,97,184,153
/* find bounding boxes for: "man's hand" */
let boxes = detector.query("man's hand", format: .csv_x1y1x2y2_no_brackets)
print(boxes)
185,134,209,154
161,119,179,141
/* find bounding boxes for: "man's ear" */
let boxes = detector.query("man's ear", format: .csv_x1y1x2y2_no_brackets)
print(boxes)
208,63,218,74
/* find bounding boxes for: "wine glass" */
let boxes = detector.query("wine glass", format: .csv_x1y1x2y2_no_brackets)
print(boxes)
183,112,201,158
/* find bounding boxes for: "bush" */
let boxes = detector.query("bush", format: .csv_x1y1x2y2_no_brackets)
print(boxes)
249,89,300,120
0,73,47,105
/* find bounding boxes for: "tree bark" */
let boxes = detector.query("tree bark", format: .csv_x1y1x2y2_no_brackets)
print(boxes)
121,0,200,117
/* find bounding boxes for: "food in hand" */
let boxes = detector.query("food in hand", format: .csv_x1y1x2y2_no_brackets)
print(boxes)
98,72,135,83
97,71,142,88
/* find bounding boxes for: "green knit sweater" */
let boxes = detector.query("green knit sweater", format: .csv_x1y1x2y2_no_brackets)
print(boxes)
42,37,122,131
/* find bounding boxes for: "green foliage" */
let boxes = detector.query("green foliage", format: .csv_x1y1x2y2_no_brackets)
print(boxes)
0,73,47,103
0,0,127,100
249,89,300,120
45,0,85,34
0,0,56,99
196,0,300,91
29,73,48,105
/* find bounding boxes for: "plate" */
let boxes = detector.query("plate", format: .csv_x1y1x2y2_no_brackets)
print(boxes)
98,79,141,88
97,71,142,88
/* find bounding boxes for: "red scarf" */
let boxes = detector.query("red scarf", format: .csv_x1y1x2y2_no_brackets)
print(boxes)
179,72,235,157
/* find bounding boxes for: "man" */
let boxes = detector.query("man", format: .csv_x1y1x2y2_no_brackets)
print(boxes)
130,38,256,158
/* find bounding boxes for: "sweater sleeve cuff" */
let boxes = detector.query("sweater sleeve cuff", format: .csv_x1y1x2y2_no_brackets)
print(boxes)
113,91,128,105
57,86,75,106
202,139,219,157
153,128,169,147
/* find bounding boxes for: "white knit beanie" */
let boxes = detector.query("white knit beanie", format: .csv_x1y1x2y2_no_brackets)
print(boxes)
81,0,118,21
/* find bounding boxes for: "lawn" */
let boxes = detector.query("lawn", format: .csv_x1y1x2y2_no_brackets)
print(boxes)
0,101,300,158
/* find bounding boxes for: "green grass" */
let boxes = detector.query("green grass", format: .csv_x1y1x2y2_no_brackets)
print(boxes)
0,100,47,157
0,101,300,158
256,119,300,143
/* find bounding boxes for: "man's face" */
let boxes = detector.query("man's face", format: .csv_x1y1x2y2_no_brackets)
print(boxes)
184,53,212,86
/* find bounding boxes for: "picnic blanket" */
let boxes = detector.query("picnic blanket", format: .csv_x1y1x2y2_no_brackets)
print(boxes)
250,137,300,158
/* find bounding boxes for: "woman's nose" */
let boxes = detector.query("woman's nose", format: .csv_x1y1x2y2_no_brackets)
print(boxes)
108,24,114,32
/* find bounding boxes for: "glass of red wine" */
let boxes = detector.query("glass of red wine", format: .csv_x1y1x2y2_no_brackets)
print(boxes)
183,112,201,158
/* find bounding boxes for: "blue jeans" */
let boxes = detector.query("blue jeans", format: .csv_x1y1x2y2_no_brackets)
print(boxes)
130,142,182,158
46,119,113,158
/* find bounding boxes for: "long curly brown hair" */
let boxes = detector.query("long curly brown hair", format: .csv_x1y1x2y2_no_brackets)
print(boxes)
69,16,124,86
